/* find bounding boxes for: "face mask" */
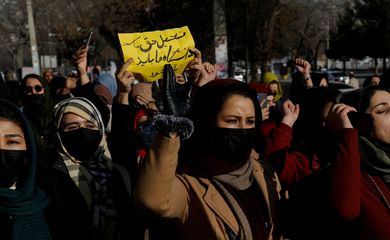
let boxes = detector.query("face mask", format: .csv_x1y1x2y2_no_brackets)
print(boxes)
0,150,28,188
25,94,45,107
60,128,102,162
137,122,156,150
211,128,257,163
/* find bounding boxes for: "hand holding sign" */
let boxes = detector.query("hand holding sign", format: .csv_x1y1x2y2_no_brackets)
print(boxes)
118,26,195,82
197,62,216,87
186,48,202,84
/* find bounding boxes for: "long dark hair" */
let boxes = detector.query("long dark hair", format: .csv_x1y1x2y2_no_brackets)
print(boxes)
20,74,47,94
358,85,390,113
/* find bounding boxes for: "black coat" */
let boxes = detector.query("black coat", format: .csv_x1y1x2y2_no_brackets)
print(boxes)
44,158,142,240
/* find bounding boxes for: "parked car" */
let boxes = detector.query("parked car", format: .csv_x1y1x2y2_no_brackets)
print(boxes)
278,79,355,100
312,71,350,84
328,80,355,93
330,71,350,84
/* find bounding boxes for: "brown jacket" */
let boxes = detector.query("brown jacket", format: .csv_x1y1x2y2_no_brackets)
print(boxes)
134,135,283,240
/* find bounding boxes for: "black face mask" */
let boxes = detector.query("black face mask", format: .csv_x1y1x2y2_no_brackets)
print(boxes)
211,128,257,163
25,94,45,107
0,150,28,188
137,122,156,150
60,128,102,162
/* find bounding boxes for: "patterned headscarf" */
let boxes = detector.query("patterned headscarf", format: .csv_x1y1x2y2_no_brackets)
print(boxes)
53,97,116,236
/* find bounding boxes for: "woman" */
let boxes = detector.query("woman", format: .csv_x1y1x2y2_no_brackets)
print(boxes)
362,74,380,87
287,86,390,239
0,99,51,240
263,71,283,105
19,73,55,146
311,72,329,87
283,101,360,240
333,85,390,239
94,73,117,105
134,64,283,240
265,86,339,188
44,97,137,240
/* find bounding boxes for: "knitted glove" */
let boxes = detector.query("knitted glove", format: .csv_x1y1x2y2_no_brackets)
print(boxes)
152,113,194,140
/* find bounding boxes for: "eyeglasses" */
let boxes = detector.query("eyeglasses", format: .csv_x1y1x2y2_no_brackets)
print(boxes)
24,85,43,94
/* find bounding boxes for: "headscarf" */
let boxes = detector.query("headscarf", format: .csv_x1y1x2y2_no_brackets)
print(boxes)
311,72,329,87
178,79,265,177
96,73,117,100
359,137,390,184
53,97,116,236
94,83,113,105
263,72,283,102
0,99,51,240
179,80,270,240
290,87,338,163
19,74,55,142
358,86,390,184
247,82,268,94
0,73,11,101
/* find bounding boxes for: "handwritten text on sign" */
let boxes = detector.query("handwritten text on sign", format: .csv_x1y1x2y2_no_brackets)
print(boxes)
118,26,195,82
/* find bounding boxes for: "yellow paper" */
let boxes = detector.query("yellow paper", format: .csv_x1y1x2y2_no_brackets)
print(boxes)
118,26,195,82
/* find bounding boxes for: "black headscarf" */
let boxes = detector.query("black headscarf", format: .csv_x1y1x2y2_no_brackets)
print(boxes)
19,74,55,144
311,72,329,87
291,87,338,163
0,99,51,240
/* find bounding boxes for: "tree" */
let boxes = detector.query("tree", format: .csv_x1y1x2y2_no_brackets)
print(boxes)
98,0,215,63
329,0,390,70
0,0,347,78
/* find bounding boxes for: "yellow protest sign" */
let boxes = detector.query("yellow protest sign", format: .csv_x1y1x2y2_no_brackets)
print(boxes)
118,26,195,82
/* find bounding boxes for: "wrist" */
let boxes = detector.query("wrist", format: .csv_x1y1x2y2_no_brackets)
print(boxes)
117,92,129,105
281,118,294,128
60,88,71,95
77,68,87,75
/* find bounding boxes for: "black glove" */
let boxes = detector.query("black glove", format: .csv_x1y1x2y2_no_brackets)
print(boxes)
151,64,194,140
162,64,192,116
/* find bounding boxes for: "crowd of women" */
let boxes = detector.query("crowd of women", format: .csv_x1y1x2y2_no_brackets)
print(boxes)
0,43,389,240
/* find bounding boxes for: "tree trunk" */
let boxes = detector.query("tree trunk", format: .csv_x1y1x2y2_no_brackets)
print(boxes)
313,39,324,71
16,44,24,70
